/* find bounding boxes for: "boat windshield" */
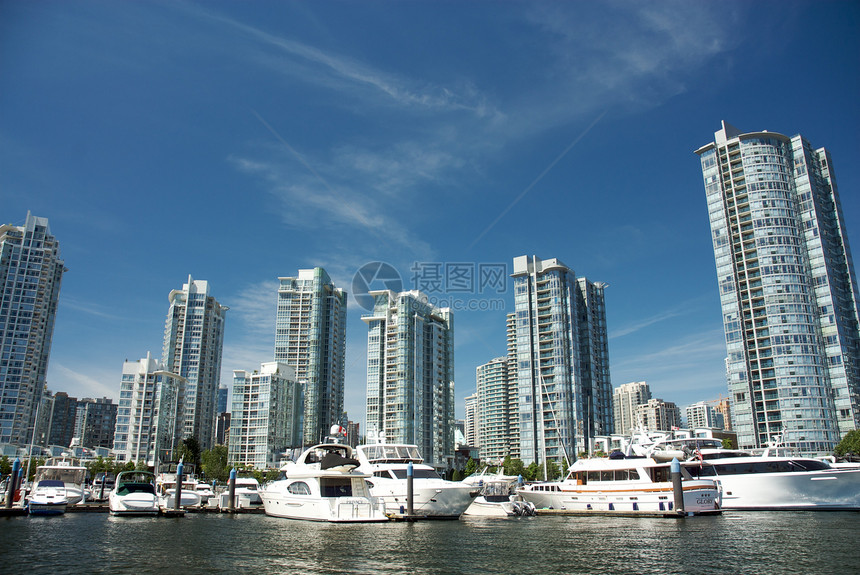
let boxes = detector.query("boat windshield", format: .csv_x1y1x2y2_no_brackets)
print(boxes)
361,445,423,463
35,467,86,484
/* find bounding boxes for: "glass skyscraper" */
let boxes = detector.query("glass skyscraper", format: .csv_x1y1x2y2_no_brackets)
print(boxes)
162,276,227,451
275,268,346,446
511,255,613,467
697,121,860,455
0,213,66,446
364,290,454,467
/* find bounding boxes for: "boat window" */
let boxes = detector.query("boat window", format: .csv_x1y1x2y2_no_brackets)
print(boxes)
587,471,601,483
600,470,614,481
287,482,311,495
320,478,353,498
651,466,669,483
391,469,441,480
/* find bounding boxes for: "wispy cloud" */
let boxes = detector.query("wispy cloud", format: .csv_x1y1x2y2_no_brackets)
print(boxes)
60,297,135,322
179,2,501,118
53,363,118,399
218,279,278,382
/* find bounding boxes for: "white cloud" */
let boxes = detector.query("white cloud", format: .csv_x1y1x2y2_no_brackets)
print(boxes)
53,363,118,399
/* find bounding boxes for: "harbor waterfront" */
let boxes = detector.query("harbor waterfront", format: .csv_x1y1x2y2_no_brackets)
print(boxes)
2,512,859,574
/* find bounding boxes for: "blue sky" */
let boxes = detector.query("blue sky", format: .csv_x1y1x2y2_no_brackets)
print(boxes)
2,1,859,428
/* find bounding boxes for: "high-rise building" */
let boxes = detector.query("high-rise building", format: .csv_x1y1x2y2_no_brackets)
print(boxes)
46,391,78,447
511,255,613,466
714,397,733,431
162,275,227,451
697,121,860,455
364,290,455,467
275,268,347,446
113,353,184,466
686,401,725,430
612,381,652,435
464,392,479,448
475,357,511,462
73,397,117,449
0,213,66,445
505,312,520,460
346,421,360,448
634,398,681,432
229,362,302,469
217,385,229,415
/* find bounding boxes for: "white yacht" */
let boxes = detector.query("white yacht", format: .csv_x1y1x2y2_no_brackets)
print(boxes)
461,470,534,517
155,470,202,509
355,442,476,518
194,481,216,507
260,442,388,522
647,437,860,510
518,456,721,515
233,476,263,506
27,479,68,515
31,458,88,505
109,471,160,515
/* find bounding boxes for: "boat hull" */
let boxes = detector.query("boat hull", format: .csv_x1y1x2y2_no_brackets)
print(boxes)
520,480,720,514
109,493,160,515
260,491,388,522
710,469,860,510
369,482,476,518
28,501,67,515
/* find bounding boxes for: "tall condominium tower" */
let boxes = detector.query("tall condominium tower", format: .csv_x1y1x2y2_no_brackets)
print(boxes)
275,268,346,446
476,356,511,462
229,362,303,469
505,312,520,459
512,255,613,466
697,122,860,455
0,213,66,445
464,392,479,448
686,401,725,430
612,381,652,435
162,276,227,451
73,397,117,449
634,398,681,432
113,353,183,466
364,290,454,467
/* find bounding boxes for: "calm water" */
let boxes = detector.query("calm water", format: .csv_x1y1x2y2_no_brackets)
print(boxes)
2,511,859,574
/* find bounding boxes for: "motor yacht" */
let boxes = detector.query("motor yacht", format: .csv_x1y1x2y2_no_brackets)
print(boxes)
260,442,388,522
665,438,860,510
31,458,88,505
518,456,721,515
355,442,476,518
624,432,860,510
155,470,202,509
27,479,68,515
461,470,534,517
233,476,263,506
109,471,160,515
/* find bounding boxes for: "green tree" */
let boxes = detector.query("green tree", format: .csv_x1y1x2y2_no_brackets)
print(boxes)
0,456,11,477
503,457,525,478
463,457,478,478
201,445,230,482
834,430,860,459
546,459,561,481
451,468,462,481
721,438,734,449
176,437,202,470
524,462,540,481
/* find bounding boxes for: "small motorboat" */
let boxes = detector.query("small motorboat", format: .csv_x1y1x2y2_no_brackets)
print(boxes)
109,471,160,515
27,479,68,515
